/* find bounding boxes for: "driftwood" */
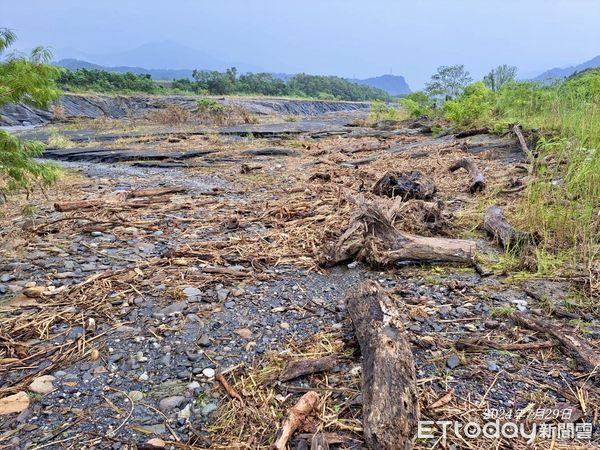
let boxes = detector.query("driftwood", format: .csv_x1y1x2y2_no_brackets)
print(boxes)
240,163,262,174
372,171,435,200
274,391,320,450
310,433,330,450
456,337,555,352
215,371,243,404
449,159,486,193
511,124,534,161
511,312,600,375
454,128,489,138
54,187,187,212
483,206,532,248
308,172,331,182
345,281,419,449
279,356,338,382
320,203,475,268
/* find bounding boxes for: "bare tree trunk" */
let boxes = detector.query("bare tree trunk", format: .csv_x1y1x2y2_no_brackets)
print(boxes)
320,203,475,268
345,281,419,449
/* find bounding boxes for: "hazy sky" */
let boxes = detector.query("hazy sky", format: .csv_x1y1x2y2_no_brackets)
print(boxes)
3,0,600,88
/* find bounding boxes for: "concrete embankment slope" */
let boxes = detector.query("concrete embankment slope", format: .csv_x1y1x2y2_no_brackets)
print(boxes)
0,93,370,126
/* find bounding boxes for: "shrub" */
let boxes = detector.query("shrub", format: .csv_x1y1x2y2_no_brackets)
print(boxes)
444,81,492,126
399,91,435,118
146,104,190,125
0,29,62,197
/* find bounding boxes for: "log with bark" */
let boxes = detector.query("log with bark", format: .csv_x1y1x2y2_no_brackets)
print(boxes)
511,312,600,375
449,159,486,193
372,171,435,200
279,356,338,382
454,128,490,139
345,281,419,449
483,206,533,249
319,203,475,268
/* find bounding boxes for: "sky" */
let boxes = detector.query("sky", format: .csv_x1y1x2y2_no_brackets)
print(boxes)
3,0,600,89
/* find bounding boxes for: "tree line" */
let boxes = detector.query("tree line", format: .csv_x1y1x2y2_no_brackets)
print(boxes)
57,67,391,101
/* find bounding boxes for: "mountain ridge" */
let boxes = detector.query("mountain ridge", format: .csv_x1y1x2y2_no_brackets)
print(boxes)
533,55,600,81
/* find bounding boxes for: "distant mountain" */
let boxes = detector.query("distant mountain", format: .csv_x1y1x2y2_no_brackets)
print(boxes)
533,55,600,82
55,58,194,80
349,74,411,95
55,41,263,73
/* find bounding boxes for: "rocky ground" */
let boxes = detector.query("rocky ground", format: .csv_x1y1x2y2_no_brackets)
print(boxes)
0,107,599,449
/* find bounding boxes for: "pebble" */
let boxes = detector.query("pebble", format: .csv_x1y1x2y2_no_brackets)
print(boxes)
182,287,201,300
347,261,358,269
487,361,499,372
234,328,252,339
159,396,186,411
280,322,290,330
128,390,144,401
198,334,211,347
160,301,187,316
446,354,460,369
201,402,218,415
202,368,215,378
138,372,149,381
216,288,229,302
29,375,56,394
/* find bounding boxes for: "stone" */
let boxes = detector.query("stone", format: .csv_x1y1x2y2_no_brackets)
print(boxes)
159,396,186,411
128,391,144,402
29,375,56,394
446,354,460,369
234,328,252,339
138,372,150,381
145,438,166,448
279,322,290,330
198,334,211,347
202,368,215,378
201,402,218,415
216,288,229,302
178,404,192,420
182,287,201,300
160,301,187,316
487,361,499,372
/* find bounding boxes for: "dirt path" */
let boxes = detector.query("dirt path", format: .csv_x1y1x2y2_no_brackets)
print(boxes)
1,113,598,449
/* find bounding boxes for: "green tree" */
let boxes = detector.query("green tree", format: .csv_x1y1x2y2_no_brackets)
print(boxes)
483,64,518,92
425,65,472,100
0,29,62,198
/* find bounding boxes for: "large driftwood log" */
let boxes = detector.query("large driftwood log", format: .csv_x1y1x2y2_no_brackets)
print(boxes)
449,159,486,193
372,171,435,200
511,312,600,375
54,186,187,212
320,203,475,267
483,206,532,248
345,281,419,449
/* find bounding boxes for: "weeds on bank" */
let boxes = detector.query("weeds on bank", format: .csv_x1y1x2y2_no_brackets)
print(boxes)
420,69,600,279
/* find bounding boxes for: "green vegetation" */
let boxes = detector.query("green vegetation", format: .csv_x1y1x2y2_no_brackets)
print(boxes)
0,29,61,197
58,68,156,93
407,65,599,275
56,66,390,101
368,100,405,122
